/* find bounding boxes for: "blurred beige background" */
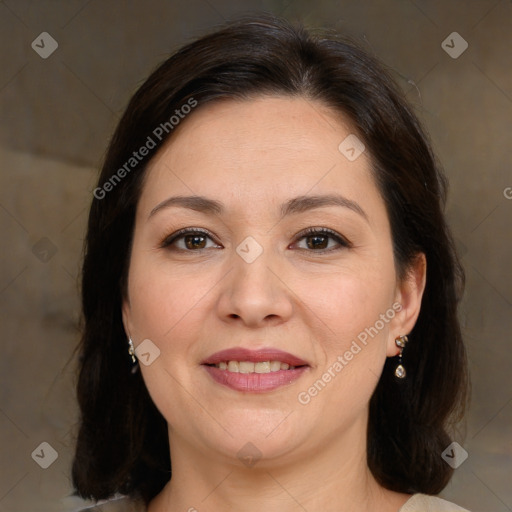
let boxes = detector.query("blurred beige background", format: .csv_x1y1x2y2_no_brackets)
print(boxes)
0,1,511,511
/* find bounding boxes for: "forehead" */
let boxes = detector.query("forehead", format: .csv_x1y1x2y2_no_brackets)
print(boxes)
138,96,381,221
150,95,356,168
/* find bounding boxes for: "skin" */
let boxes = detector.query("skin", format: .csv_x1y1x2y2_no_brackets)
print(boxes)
122,96,426,512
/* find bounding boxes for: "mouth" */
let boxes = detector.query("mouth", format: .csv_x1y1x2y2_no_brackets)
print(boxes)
201,347,310,393
206,360,301,372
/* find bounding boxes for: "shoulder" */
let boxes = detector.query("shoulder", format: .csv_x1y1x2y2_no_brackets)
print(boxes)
75,495,146,512
400,493,471,512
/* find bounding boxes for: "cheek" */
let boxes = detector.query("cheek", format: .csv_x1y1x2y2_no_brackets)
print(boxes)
297,280,393,417
127,256,215,342
291,263,396,416
296,262,396,347
126,261,214,424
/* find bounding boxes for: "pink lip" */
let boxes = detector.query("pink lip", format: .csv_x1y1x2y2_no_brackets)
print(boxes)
201,347,308,366
203,365,309,393
201,347,309,393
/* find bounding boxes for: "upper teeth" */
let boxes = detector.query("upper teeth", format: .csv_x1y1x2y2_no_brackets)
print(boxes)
216,361,295,373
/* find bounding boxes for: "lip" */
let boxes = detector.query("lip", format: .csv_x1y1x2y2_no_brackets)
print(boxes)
201,347,310,393
203,365,309,393
201,347,309,366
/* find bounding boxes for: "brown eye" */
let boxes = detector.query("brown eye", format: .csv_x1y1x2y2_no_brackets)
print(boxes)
294,228,351,252
161,228,221,251
305,233,329,250
183,234,207,250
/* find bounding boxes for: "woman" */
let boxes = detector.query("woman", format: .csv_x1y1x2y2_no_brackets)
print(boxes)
72,13,470,512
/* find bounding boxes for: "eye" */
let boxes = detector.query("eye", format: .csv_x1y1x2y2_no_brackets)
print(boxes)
292,227,351,252
161,228,221,251
161,227,351,253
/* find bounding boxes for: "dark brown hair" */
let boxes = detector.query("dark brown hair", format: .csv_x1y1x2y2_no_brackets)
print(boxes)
72,12,468,505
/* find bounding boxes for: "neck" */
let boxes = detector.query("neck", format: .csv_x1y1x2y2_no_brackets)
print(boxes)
149,416,410,512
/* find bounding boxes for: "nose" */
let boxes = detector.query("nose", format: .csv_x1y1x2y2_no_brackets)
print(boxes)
216,245,294,329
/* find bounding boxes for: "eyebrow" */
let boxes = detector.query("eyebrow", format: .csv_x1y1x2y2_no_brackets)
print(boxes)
148,193,368,222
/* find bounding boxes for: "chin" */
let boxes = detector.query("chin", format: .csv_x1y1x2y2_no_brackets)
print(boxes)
199,414,310,464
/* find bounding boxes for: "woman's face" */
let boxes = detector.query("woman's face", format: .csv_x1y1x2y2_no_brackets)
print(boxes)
123,96,424,466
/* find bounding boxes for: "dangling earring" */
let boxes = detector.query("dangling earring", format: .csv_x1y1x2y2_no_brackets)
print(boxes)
128,337,138,374
394,334,408,378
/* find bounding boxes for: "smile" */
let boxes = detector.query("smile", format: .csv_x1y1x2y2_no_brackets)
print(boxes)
211,360,297,372
201,347,310,392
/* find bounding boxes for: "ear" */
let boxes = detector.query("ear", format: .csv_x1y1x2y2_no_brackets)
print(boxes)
122,295,133,341
387,252,427,357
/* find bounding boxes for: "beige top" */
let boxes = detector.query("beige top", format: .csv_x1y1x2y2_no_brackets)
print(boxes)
399,493,470,511
76,493,471,511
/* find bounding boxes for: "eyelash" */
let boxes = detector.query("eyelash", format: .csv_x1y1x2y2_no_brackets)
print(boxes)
160,227,352,253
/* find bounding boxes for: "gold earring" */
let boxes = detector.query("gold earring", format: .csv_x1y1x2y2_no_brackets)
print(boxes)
394,335,408,378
